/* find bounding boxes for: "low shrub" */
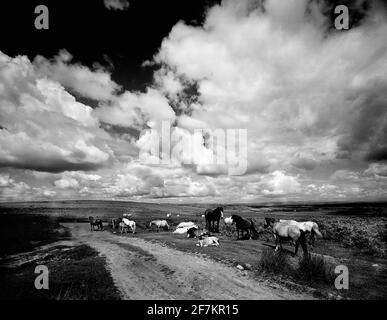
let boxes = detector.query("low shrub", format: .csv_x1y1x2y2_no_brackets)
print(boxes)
296,254,334,284
258,248,291,274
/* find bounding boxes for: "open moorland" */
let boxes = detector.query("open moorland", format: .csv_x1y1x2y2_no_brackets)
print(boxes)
0,201,386,300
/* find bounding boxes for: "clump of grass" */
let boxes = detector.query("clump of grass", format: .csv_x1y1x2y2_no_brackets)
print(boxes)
296,254,334,284
258,248,291,274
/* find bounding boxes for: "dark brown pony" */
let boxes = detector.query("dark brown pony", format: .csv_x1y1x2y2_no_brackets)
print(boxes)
204,207,224,232
89,216,104,231
231,215,260,240
111,217,122,230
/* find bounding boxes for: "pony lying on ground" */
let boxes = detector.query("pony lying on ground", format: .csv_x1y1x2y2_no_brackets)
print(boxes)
204,207,224,232
196,236,220,247
176,221,196,229
173,225,198,235
122,218,136,234
264,218,307,255
230,215,260,240
149,220,170,231
89,216,104,231
187,227,211,238
279,219,322,246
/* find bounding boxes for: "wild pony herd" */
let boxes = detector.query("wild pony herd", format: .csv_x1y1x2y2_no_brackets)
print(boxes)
89,207,323,255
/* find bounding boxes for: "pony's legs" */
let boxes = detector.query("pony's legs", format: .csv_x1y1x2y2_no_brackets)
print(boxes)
301,237,308,255
295,239,299,255
310,231,315,246
275,235,279,251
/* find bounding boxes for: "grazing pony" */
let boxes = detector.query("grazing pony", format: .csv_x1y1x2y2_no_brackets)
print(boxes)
264,218,307,255
149,220,170,231
89,216,103,231
230,215,260,240
119,221,127,234
204,207,224,232
111,217,122,230
279,219,322,246
224,217,233,226
122,218,136,234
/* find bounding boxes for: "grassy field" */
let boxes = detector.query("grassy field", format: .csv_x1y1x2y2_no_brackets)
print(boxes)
0,200,386,300
0,212,120,300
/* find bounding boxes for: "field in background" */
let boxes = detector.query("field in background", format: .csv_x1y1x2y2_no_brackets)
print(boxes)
0,200,386,299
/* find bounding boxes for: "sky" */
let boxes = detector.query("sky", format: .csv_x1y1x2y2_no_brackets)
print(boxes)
0,0,387,203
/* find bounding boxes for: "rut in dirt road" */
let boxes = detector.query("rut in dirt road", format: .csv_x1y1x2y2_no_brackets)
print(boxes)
65,223,314,300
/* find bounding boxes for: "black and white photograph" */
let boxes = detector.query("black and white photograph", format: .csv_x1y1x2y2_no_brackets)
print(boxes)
0,0,386,305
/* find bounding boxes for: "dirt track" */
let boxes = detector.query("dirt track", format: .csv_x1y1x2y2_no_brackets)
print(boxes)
65,223,314,300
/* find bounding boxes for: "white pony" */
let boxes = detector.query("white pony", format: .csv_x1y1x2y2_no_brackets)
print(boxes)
196,236,219,247
122,218,136,234
176,221,196,229
173,225,198,235
279,219,322,245
224,217,233,226
149,220,170,231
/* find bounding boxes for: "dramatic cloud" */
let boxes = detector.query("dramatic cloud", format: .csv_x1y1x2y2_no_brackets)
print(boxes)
34,50,120,101
104,0,130,11
1,0,387,202
95,88,175,129
0,51,112,173
155,0,387,173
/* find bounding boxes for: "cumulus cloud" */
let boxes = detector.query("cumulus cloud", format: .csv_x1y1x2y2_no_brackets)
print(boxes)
34,49,120,101
1,0,387,202
262,171,301,196
95,88,175,129
104,0,130,11
364,163,387,177
154,0,387,172
0,51,112,173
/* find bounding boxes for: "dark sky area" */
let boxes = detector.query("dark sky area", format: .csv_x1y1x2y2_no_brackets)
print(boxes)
1,0,372,92
1,0,220,91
